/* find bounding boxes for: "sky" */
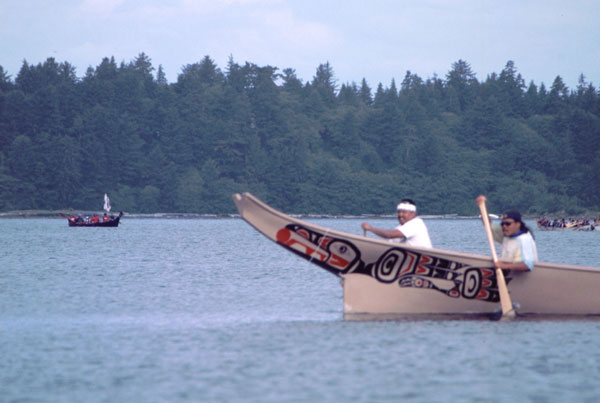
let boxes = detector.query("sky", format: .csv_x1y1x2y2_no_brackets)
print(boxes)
1,0,599,90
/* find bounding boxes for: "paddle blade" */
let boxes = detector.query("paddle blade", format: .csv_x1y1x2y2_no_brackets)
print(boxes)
495,268,516,319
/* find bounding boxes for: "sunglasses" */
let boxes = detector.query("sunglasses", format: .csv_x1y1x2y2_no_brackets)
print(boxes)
501,221,515,227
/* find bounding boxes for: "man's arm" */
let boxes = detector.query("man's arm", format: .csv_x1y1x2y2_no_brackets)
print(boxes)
361,222,405,239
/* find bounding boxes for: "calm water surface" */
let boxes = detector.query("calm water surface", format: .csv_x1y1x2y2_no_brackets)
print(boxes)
1,217,599,402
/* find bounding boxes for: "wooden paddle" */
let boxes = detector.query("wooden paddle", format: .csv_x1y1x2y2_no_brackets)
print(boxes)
476,196,516,320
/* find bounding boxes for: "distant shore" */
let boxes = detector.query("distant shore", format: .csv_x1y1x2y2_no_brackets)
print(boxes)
0,211,579,220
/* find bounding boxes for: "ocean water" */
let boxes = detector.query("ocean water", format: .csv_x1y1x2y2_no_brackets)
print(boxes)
1,217,600,402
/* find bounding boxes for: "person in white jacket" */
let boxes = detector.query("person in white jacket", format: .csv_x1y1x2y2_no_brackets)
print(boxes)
476,195,538,271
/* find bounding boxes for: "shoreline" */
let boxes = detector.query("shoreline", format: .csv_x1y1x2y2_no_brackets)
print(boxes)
0,211,572,220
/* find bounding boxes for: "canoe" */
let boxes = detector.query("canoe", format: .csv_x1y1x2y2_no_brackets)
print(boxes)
62,211,123,227
61,194,123,227
233,192,600,318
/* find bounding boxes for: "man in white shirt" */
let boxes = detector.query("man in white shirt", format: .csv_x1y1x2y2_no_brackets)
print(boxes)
361,199,432,248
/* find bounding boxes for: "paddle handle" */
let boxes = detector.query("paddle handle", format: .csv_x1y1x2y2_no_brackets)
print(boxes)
476,196,515,319
477,198,499,263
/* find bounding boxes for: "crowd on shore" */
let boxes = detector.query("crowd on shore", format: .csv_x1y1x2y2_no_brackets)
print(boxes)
536,216,600,231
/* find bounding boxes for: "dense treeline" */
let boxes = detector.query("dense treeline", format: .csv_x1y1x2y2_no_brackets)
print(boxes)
1,54,599,215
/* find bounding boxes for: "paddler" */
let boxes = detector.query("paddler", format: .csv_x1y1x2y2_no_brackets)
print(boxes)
361,199,432,248
477,196,538,271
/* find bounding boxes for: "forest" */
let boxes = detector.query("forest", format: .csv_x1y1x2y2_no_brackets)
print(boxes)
0,54,599,216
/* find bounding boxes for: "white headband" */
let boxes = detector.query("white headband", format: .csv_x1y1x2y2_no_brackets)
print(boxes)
397,202,416,212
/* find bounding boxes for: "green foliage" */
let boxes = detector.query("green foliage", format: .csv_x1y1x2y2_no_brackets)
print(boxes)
0,55,599,215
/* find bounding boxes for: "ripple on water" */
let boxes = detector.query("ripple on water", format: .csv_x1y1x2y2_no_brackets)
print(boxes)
1,218,600,402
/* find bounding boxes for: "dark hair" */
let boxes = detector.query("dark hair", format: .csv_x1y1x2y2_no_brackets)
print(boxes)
503,209,534,239
400,198,416,206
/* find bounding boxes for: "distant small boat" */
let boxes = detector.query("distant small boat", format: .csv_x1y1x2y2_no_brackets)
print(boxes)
537,219,598,231
60,194,123,227
62,211,123,227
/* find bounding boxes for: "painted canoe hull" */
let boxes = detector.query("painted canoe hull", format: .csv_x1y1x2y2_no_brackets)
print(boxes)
233,192,600,316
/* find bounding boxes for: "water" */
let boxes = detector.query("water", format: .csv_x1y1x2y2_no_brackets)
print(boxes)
1,217,600,402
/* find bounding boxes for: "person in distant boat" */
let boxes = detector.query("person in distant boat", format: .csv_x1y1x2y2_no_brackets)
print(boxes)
361,199,432,248
103,213,110,222
91,214,100,223
477,197,538,272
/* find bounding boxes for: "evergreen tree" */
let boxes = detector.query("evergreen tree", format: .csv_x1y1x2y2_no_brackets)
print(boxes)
545,76,569,114
497,60,526,117
0,66,13,91
358,78,372,106
156,65,168,85
311,62,337,107
445,59,478,111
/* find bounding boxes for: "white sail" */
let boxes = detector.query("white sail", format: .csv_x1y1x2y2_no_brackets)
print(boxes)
104,193,111,212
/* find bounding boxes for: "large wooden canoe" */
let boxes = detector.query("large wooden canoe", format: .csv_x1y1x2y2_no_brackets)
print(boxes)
233,192,600,317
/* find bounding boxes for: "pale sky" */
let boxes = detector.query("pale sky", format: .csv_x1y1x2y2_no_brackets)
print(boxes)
1,0,599,90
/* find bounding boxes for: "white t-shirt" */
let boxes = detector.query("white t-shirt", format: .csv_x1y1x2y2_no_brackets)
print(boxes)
393,217,432,248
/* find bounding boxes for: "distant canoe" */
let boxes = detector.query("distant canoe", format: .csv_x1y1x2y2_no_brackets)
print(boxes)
233,192,600,318
537,221,597,231
61,211,123,227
